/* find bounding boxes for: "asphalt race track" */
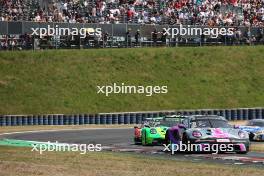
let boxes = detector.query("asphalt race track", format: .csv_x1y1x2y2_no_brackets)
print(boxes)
1,128,132,145
1,128,264,167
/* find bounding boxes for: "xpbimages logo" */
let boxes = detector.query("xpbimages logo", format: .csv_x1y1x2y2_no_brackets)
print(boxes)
31,25,102,38
97,83,168,96
163,142,234,154
31,141,102,154
163,25,234,38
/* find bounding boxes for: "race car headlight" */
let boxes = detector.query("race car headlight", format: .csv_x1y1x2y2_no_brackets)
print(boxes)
150,128,157,134
238,130,247,139
192,131,202,138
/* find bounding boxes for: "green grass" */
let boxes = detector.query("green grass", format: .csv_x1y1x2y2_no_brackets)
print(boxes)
0,146,263,176
0,46,264,114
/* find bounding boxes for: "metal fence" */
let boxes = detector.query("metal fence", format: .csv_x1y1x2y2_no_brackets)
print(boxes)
0,108,263,126
0,22,264,50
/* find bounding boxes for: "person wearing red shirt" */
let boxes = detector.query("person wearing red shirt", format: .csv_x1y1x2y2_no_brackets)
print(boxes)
127,8,134,22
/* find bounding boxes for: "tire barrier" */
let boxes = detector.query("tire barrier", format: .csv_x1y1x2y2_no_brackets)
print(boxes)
106,114,112,125
43,115,48,125
58,115,64,125
256,109,262,119
74,115,79,125
83,114,88,124
22,116,28,125
136,113,142,124
95,114,100,124
100,114,106,125
6,116,11,126
124,114,129,124
33,115,38,125
118,114,124,124
130,113,136,124
28,115,33,126
11,116,16,126
89,114,95,124
63,115,68,125
38,115,43,125
79,114,84,125
0,107,264,126
53,115,58,125
69,115,74,125
112,114,118,124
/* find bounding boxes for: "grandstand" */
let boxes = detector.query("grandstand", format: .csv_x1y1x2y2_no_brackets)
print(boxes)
0,0,264,50
0,0,263,26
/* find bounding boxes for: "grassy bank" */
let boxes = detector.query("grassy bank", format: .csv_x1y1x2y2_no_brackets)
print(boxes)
0,146,263,176
0,46,264,114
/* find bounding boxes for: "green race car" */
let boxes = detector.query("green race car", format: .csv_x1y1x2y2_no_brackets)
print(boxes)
134,117,164,144
140,115,185,145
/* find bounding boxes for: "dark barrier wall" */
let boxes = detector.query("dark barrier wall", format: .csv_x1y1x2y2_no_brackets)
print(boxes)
0,21,261,39
0,108,264,126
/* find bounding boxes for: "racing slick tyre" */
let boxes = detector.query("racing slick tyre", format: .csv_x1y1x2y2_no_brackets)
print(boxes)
142,131,147,146
236,145,249,154
182,133,192,153
134,138,141,145
182,133,188,145
249,133,255,141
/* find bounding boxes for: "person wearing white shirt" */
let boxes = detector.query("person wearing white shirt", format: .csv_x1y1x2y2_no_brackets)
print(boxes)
34,14,41,22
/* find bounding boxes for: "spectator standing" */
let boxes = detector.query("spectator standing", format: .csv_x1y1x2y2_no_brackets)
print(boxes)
127,8,134,22
126,29,132,47
103,32,109,48
135,29,140,46
161,29,167,46
152,29,159,46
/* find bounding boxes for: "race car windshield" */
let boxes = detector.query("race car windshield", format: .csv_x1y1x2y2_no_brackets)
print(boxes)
191,119,230,128
157,120,180,127
142,120,159,127
209,119,231,128
191,119,211,128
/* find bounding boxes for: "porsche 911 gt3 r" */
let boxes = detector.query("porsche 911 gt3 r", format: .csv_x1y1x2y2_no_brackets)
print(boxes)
166,115,250,154
134,117,163,144
140,115,186,146
239,119,264,141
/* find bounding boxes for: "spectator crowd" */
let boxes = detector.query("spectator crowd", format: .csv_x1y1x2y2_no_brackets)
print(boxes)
1,0,264,50
0,0,263,27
